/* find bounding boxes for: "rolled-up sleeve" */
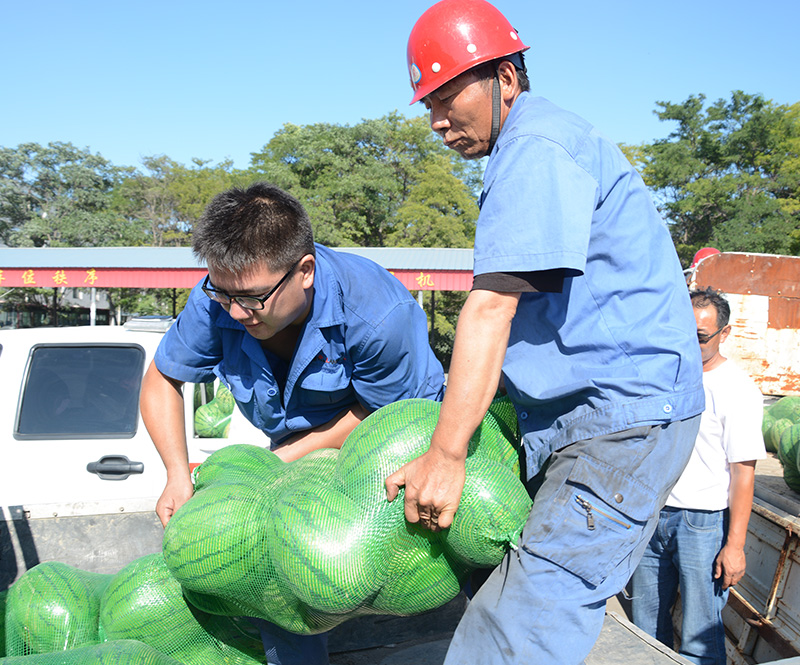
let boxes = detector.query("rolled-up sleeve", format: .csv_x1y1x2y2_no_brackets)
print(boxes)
154,282,223,384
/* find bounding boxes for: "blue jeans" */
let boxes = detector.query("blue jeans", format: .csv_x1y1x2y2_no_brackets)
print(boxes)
631,507,729,665
251,619,329,665
443,416,701,665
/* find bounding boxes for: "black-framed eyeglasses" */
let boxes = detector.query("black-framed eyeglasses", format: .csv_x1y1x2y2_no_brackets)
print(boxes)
201,262,298,311
697,326,726,345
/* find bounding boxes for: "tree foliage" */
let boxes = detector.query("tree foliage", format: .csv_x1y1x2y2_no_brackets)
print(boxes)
111,156,240,247
0,142,139,247
640,92,800,262
248,113,481,248
388,154,477,248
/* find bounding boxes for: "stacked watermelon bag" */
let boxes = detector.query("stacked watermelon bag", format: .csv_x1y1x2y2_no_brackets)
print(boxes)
763,396,800,492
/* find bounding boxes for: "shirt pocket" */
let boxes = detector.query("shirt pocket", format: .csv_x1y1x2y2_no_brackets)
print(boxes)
296,363,354,407
213,368,254,404
524,454,659,587
212,367,262,427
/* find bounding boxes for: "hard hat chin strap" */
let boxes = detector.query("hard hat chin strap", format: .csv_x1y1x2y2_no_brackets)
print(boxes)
487,70,501,156
486,54,526,156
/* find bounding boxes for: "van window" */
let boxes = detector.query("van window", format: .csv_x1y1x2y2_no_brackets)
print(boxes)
16,345,145,439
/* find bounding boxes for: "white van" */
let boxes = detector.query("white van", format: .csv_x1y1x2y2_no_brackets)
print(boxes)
0,318,264,587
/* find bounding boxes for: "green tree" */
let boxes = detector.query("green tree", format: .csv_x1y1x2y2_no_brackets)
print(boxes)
641,92,799,261
170,158,241,227
388,154,477,248
108,155,241,316
418,290,468,372
105,287,191,322
618,143,647,173
0,142,140,247
112,155,243,247
248,113,480,247
112,156,188,247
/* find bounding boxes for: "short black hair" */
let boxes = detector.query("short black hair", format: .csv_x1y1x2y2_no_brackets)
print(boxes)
690,287,731,328
472,53,530,93
192,182,315,273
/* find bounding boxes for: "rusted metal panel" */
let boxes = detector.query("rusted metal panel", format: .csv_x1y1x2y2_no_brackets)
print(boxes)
693,252,800,299
726,590,800,661
690,252,800,396
770,297,800,331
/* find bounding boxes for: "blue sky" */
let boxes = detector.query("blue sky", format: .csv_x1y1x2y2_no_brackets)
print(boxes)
2,0,798,171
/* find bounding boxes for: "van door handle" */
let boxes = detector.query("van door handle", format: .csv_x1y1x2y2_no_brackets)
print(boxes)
86,455,144,480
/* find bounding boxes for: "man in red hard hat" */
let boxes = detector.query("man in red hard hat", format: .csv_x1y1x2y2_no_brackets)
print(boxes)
385,1,705,663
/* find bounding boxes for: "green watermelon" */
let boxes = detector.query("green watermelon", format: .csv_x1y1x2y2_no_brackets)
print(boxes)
99,553,263,665
3,397,533,656
447,455,532,566
372,528,467,615
4,562,110,656
194,384,235,438
193,382,215,412
771,419,794,459
780,424,800,492
769,396,800,423
763,409,777,452
0,640,184,665
215,382,235,412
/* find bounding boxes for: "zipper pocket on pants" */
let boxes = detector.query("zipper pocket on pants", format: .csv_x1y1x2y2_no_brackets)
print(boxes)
574,495,632,532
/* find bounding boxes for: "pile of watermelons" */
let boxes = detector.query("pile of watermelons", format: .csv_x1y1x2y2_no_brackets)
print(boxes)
0,398,532,663
763,395,800,492
193,383,235,438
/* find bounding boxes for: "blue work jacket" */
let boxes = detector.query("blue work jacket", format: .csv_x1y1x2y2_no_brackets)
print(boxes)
475,93,704,477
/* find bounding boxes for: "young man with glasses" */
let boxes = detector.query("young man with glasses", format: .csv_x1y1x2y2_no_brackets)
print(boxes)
140,182,444,665
141,182,445,528
631,287,765,665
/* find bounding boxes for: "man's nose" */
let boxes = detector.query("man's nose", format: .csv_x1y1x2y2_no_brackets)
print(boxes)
226,300,253,320
429,104,449,135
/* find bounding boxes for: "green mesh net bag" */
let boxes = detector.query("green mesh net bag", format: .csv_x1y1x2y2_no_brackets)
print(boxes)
0,641,185,665
2,397,531,663
3,555,264,663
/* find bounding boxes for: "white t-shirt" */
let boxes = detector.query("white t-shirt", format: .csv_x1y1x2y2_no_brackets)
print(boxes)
667,360,766,511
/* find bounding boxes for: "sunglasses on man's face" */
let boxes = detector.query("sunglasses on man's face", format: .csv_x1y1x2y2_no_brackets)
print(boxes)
697,326,726,345
201,262,298,311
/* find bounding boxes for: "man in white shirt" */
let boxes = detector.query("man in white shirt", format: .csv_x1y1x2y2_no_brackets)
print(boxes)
631,287,766,665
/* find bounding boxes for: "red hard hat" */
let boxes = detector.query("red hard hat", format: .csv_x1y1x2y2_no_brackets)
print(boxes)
690,247,720,269
407,0,529,105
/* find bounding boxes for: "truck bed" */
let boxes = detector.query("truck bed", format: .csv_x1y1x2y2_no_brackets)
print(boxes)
723,455,800,663
327,609,693,664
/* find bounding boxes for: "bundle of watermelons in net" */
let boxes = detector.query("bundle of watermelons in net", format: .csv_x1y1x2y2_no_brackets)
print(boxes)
762,395,800,492
1,397,532,663
193,383,235,438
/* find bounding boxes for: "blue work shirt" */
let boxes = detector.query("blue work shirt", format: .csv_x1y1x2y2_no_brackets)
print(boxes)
475,93,704,477
155,245,445,445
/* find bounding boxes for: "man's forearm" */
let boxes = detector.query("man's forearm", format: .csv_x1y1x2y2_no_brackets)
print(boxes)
727,460,756,550
140,361,190,480
429,289,520,459
273,402,370,463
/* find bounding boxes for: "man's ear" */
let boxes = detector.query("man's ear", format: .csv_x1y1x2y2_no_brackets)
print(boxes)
497,60,519,101
298,254,316,289
719,324,732,343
